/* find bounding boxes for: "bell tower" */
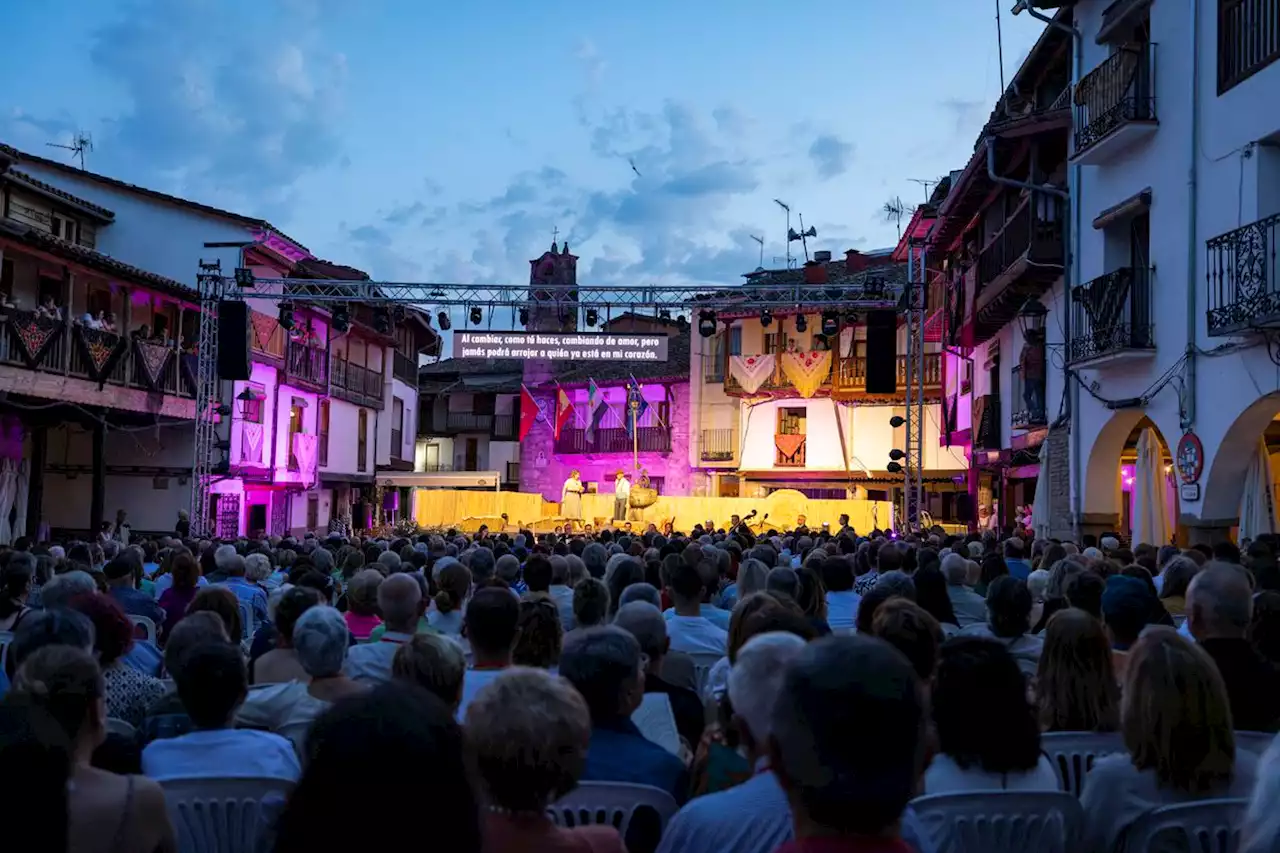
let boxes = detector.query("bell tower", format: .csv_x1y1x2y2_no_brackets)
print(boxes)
527,240,578,333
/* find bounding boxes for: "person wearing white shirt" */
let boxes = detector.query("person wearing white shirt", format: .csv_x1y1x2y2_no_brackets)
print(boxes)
143,641,299,783
345,574,425,684
614,471,631,523
455,587,520,721
664,561,728,657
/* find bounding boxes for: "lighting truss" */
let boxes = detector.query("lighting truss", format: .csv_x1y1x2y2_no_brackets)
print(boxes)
190,267,910,537
901,241,928,534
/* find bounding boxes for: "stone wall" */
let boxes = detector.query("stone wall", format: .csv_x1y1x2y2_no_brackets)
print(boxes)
519,382,693,502
1046,424,1074,540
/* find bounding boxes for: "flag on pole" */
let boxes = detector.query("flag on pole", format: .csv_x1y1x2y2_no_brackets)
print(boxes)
519,384,541,442
624,376,649,437
554,384,574,441
586,378,608,444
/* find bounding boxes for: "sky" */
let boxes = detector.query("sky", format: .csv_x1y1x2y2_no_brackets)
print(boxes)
0,0,1045,292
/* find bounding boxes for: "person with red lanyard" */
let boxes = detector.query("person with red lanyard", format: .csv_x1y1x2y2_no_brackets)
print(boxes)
343,575,426,683
770,636,932,853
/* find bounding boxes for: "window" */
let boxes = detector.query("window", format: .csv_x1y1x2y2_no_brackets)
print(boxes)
306,494,319,531
728,326,742,356
0,259,12,301
51,214,79,244
357,409,368,472
657,400,670,426
778,407,806,435
318,400,330,467
287,397,305,470
763,331,785,355
243,382,265,424
87,286,112,319
392,398,405,459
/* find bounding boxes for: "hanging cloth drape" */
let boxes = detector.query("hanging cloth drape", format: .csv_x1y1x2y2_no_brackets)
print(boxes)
0,459,17,545
1031,440,1051,540
293,433,318,485
780,351,832,398
241,422,265,464
9,310,62,368
13,458,29,544
730,355,775,394
72,326,126,388
1132,428,1171,546
1239,438,1278,542
775,433,806,464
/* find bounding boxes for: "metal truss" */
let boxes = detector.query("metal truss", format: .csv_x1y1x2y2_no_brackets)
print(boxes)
901,242,928,534
190,267,914,537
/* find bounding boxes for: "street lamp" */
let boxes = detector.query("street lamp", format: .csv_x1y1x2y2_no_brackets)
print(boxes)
1017,296,1048,336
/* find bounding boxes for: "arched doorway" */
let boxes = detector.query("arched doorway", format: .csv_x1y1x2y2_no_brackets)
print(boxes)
1083,411,1178,544
1200,394,1280,539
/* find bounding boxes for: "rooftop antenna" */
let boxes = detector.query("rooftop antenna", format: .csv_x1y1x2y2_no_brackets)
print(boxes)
994,0,1006,96
773,199,794,268
788,215,818,263
907,177,940,201
749,234,765,268
47,131,93,170
881,196,909,238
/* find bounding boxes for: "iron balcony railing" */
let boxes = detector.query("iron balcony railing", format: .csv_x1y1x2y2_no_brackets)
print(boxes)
1218,0,1280,93
1207,212,1280,336
1069,267,1154,362
554,426,672,454
1073,42,1157,154
700,428,738,462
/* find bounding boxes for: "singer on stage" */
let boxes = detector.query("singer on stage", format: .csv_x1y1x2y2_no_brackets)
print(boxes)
561,470,584,524
613,470,630,523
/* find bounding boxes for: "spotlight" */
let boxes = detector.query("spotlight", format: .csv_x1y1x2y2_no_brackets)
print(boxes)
373,308,391,334
676,314,689,330
585,307,599,327
889,415,906,429
519,307,529,326
437,311,451,330
887,461,903,474
889,449,905,461
279,302,295,331
469,306,483,325
795,314,808,333
233,267,255,288
331,306,350,333
821,310,839,337
698,310,717,338
761,308,773,328
659,308,672,321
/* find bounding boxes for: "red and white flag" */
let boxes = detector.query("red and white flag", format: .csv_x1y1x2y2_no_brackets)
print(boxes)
519,384,542,442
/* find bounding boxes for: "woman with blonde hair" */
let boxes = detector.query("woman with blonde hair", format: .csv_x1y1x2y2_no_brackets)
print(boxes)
467,668,625,853
1080,626,1259,853
1035,608,1119,733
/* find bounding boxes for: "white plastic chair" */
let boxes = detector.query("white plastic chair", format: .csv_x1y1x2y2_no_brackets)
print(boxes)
549,782,679,839
159,776,295,853
686,652,722,698
1040,730,1127,797
1234,731,1276,757
910,790,1085,853
105,718,138,739
130,615,158,644
1121,798,1249,853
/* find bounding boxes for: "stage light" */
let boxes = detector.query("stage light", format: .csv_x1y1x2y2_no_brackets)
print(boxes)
331,306,350,333
469,306,483,325
821,310,839,336
373,308,391,334
659,308,672,320
889,415,906,429
761,308,773,328
887,461,903,474
795,314,808,333
519,307,529,326
889,449,905,461
233,267,255,288
279,302,295,331
437,311,451,330
698,310,717,338
676,315,688,330
585,307,599,327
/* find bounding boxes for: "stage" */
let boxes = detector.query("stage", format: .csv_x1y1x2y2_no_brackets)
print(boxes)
412,487,895,535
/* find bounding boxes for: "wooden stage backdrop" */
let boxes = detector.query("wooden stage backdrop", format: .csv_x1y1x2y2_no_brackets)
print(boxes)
413,488,894,535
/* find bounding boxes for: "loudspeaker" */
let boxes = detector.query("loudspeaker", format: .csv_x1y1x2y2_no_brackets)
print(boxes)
216,301,251,381
955,492,974,523
865,310,898,394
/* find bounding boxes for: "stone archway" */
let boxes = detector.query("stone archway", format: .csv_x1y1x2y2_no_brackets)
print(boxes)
1081,410,1176,539
1200,393,1280,524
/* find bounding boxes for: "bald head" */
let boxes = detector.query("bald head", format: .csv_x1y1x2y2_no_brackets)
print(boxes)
378,572,425,632
1187,562,1253,640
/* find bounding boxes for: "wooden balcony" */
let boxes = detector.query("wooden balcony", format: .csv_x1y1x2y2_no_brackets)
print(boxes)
284,340,328,392
329,358,384,409
723,353,941,399
700,428,738,463
1072,42,1158,164
970,195,1065,345
1218,0,1280,94
392,350,419,386
554,426,672,455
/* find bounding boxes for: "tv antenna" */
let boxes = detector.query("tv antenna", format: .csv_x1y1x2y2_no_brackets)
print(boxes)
881,196,909,238
47,132,93,170
788,214,818,263
908,177,940,200
773,199,794,268
749,234,765,268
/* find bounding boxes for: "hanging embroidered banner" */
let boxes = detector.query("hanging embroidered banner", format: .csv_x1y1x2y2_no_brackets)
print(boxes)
8,310,61,369
72,325,125,387
241,422,264,464
780,350,832,398
775,433,807,463
251,311,281,356
293,433,318,484
729,354,775,394
134,340,173,390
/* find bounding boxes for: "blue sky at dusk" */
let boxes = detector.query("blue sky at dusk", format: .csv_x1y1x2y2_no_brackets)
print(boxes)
1,0,1045,289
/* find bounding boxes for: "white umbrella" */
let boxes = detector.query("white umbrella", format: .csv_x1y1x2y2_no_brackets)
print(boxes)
1031,439,1051,540
1239,437,1277,542
12,458,28,543
1132,428,1171,547
0,458,16,545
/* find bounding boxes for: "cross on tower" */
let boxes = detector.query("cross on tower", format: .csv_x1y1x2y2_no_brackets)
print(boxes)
552,226,560,244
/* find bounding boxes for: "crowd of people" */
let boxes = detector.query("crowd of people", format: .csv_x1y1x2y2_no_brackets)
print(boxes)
2,519,1280,852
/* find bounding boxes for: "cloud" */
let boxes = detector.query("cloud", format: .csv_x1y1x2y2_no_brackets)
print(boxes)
939,97,986,134
348,224,391,246
574,38,606,90
808,134,854,179
383,202,426,225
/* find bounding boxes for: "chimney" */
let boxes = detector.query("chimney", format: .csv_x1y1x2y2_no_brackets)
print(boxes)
845,249,869,274
803,260,828,284
813,250,832,263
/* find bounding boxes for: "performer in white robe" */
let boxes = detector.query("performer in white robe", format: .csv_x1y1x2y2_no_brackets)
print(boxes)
561,470,584,523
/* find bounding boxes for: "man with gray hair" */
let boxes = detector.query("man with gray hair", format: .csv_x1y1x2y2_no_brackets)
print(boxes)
582,542,608,579
1187,563,1280,732
656,632,807,853
215,545,268,629
613,602,704,747
941,552,987,628
40,570,98,610
376,549,402,574
344,574,426,683
766,567,799,599
560,625,689,803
